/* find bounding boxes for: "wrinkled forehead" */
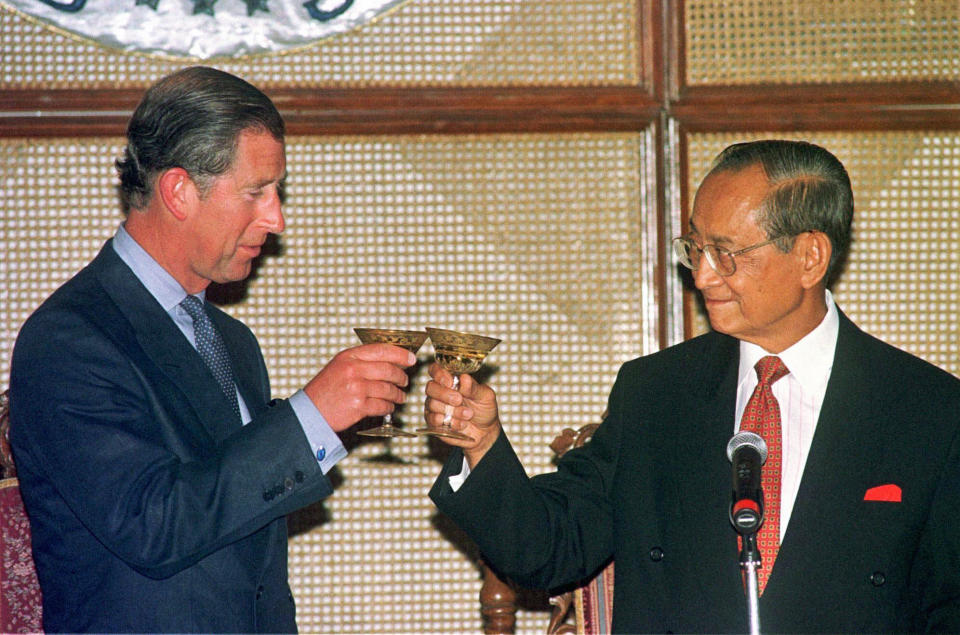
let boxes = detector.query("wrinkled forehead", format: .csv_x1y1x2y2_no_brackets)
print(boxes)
688,166,770,243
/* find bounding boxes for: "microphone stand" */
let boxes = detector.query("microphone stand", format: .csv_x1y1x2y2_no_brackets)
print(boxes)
739,532,762,635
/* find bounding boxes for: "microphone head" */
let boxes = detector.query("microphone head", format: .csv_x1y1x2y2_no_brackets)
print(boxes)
726,431,768,464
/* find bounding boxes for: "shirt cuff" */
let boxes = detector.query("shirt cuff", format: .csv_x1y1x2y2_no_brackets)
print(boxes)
289,389,347,475
448,456,471,492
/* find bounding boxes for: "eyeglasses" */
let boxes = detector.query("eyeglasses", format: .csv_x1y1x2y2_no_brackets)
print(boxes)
672,235,783,277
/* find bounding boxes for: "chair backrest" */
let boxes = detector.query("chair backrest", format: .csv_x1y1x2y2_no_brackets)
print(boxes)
477,421,615,635
1,390,15,479
546,423,614,635
0,477,43,634
0,390,44,634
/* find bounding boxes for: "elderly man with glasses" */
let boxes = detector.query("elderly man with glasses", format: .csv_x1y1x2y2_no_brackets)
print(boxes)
424,139,960,633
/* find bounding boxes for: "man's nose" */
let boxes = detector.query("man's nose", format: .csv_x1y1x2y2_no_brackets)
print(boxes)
261,193,285,234
692,257,723,289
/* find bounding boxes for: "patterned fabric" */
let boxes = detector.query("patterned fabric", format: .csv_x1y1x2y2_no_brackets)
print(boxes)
0,478,43,634
739,355,790,595
180,296,242,423
577,561,615,634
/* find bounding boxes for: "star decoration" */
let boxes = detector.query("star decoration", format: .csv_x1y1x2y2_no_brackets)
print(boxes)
192,0,216,16
244,0,269,16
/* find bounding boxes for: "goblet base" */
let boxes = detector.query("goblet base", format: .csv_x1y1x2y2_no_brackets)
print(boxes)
358,425,417,438
416,427,475,442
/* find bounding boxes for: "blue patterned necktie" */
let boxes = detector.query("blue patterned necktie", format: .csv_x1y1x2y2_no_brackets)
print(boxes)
180,295,242,423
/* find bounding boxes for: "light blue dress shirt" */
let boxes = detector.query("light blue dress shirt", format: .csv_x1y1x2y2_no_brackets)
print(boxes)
112,224,346,473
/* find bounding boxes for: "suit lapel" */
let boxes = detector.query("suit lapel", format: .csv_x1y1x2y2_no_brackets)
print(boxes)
788,312,880,515
673,334,745,598
763,312,886,605
680,334,740,509
92,244,243,443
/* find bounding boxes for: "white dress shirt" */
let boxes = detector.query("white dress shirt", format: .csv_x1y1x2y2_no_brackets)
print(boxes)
735,290,839,541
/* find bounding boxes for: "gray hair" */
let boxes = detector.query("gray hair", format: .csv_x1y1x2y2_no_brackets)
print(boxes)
709,140,853,284
116,66,285,212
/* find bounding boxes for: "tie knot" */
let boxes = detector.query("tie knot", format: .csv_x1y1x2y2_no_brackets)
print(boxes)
180,295,205,321
755,355,789,385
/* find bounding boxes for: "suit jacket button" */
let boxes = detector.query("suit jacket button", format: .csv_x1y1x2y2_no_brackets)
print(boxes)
649,547,664,562
284,477,295,491
256,585,264,600
295,471,305,483
870,571,886,586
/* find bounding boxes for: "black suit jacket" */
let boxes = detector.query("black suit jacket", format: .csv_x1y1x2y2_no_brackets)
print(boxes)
10,241,334,633
431,311,960,633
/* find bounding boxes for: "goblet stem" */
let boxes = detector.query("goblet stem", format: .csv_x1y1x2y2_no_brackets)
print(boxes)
418,374,473,441
441,376,460,427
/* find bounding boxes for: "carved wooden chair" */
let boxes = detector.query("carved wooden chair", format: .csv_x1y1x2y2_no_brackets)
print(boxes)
478,422,614,634
0,389,44,633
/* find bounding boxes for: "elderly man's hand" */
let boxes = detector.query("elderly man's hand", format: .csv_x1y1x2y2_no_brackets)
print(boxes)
423,363,501,467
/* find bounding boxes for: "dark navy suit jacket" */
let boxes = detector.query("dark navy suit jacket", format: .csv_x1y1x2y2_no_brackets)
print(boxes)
432,311,960,633
10,241,334,633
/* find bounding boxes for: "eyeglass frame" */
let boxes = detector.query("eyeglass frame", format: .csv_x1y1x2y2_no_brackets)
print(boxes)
672,235,789,277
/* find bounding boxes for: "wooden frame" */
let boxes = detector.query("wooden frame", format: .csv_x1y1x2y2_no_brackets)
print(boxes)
0,87,660,137
4,1,956,347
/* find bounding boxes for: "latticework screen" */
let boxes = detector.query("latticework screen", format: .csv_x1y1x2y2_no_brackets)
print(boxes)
684,132,959,378
0,131,658,633
5,1,959,632
686,0,960,85
0,1,641,89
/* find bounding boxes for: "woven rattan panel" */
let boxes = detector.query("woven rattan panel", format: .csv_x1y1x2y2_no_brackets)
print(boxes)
0,1,640,89
0,131,657,633
686,0,960,85
683,132,959,378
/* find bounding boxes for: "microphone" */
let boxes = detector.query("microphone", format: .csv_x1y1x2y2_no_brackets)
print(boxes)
726,431,768,535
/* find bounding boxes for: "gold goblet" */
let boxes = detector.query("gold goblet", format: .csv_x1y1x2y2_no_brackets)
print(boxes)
354,328,428,438
418,327,501,441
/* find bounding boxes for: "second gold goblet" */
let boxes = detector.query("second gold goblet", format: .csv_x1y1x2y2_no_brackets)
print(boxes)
418,327,501,441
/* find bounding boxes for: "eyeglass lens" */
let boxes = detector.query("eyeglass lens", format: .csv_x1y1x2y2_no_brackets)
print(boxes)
674,239,735,276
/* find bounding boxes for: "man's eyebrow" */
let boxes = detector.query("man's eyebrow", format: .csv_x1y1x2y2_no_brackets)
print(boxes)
249,172,287,189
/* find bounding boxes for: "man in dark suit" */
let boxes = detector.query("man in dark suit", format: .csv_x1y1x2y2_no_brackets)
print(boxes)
424,140,960,632
9,67,415,633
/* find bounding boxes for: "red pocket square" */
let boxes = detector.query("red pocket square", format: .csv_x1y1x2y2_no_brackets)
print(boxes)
864,484,902,502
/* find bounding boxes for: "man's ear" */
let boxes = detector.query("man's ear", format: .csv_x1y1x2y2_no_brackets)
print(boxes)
156,167,195,221
798,230,832,289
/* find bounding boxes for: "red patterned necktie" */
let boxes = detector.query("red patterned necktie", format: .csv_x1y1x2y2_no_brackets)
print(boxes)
739,355,789,595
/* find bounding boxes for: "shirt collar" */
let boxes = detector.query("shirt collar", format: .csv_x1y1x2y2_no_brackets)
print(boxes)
112,223,202,310
738,290,839,393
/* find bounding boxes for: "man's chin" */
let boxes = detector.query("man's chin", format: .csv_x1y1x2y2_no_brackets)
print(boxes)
704,308,736,336
214,262,253,285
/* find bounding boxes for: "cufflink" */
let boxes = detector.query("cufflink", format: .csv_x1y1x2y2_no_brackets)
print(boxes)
316,446,326,462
